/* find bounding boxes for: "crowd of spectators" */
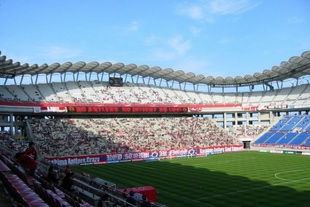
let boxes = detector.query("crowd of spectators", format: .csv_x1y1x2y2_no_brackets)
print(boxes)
28,117,244,158
227,125,270,138
2,81,309,106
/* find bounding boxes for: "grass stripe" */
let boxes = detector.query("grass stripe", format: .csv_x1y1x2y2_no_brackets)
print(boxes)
72,152,310,207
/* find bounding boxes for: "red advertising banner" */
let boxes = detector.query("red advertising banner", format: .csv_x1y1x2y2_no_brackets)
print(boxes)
66,106,188,113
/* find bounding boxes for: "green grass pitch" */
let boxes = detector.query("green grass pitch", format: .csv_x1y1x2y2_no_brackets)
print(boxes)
71,151,310,207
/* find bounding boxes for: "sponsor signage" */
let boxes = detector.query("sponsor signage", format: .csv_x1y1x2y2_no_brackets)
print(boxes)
45,145,243,166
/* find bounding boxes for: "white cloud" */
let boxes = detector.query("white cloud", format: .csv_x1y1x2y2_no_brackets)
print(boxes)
168,36,191,56
128,21,139,31
147,36,191,62
177,4,204,20
177,0,260,21
190,26,203,36
209,0,261,15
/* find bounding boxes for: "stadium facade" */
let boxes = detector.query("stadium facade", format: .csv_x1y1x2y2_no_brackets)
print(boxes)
0,50,310,149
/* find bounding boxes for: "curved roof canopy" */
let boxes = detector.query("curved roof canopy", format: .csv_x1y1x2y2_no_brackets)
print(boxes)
0,51,309,87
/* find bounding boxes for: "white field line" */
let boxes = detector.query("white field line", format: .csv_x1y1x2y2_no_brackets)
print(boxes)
196,176,310,201
120,157,307,206
192,157,256,166
274,169,309,181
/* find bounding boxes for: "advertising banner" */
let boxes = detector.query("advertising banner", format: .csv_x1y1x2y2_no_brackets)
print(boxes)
45,145,243,166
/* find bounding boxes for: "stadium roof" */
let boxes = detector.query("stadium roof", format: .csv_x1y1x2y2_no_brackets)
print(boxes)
0,51,310,87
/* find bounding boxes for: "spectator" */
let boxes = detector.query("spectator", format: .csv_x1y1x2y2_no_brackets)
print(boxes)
140,195,151,207
64,165,70,175
102,182,109,192
97,188,110,207
122,189,128,199
14,150,25,163
81,172,91,183
15,151,37,176
126,191,136,207
61,172,75,192
46,164,60,185
25,141,37,160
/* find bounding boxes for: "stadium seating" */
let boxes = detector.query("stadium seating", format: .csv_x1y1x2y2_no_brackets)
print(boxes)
253,115,310,148
27,117,241,158
0,153,48,207
1,81,309,108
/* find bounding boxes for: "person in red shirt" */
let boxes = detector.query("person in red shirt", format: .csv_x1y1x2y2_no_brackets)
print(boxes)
64,165,70,175
16,152,37,176
25,141,37,160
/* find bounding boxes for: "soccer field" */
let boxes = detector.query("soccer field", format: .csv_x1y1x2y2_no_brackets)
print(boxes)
72,151,310,207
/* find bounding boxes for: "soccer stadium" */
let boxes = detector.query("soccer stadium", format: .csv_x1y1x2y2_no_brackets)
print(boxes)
0,50,310,207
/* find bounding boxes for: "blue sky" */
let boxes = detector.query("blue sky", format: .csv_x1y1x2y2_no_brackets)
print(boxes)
0,0,309,78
